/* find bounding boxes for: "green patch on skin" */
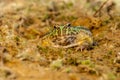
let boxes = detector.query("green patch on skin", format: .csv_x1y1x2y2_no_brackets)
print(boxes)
49,25,91,36
59,26,64,36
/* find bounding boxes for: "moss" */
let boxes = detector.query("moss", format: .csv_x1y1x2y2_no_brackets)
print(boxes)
50,59,63,69
107,73,116,80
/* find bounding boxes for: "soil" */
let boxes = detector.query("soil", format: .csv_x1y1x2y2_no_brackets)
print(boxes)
0,0,120,80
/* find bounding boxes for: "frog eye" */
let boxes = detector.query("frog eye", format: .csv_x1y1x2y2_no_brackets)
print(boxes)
54,25,57,29
66,23,71,27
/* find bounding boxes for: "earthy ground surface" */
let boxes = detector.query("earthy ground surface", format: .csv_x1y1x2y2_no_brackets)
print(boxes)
0,0,120,80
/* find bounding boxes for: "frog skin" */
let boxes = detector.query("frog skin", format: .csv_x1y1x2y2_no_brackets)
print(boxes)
40,23,93,50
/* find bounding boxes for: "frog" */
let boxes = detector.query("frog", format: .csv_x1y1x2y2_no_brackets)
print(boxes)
39,23,94,51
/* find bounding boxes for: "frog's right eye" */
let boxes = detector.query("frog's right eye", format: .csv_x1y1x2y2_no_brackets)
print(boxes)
66,23,71,27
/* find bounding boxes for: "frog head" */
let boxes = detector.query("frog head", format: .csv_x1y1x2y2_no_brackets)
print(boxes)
51,23,71,36
49,23,91,38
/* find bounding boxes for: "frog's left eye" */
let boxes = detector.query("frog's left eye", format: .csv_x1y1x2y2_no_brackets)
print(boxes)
54,26,57,29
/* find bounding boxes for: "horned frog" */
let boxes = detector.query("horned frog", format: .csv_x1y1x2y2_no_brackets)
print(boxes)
40,23,93,51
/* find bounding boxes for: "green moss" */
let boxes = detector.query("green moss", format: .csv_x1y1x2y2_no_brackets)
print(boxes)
108,51,113,55
107,73,116,80
50,59,63,69
78,60,95,68
66,2,73,8
37,45,49,53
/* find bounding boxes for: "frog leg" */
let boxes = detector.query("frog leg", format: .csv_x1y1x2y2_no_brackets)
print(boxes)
75,43,90,51
75,45,86,52
75,46,83,52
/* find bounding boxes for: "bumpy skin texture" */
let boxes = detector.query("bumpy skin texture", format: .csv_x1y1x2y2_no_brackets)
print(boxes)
40,24,93,50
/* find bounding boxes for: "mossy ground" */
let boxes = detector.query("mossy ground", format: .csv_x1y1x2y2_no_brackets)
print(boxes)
0,0,120,80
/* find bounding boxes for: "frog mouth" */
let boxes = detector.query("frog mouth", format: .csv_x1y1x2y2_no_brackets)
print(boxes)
52,40,85,49
52,35,76,46
51,35,93,49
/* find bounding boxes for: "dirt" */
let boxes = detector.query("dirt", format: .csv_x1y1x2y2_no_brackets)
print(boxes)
0,0,120,80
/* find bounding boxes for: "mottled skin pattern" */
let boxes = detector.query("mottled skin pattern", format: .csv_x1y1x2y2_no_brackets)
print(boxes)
40,24,93,50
